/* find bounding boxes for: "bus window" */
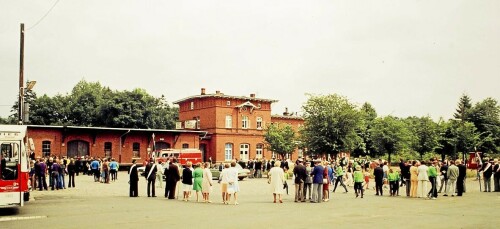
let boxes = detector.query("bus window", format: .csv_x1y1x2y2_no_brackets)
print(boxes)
0,143,19,180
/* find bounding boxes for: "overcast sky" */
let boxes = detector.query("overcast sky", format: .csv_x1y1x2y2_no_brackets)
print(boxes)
1,0,499,120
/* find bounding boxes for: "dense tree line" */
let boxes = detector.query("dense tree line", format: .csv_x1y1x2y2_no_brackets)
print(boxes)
266,93,499,162
2,80,177,129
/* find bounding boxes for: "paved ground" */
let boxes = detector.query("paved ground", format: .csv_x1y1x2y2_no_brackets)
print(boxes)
1,172,499,229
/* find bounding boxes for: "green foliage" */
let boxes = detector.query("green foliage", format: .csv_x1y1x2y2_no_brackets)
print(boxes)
405,116,441,160
10,79,178,129
264,123,296,158
467,98,499,154
352,102,378,157
300,94,362,156
369,116,410,163
454,93,473,121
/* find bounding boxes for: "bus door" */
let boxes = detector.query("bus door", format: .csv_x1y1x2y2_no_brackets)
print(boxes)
0,141,23,207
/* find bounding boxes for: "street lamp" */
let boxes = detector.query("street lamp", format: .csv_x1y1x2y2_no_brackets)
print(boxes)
19,80,36,125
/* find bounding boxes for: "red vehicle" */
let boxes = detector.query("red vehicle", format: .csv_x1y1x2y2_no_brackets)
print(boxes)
155,148,203,165
0,125,30,207
467,152,483,169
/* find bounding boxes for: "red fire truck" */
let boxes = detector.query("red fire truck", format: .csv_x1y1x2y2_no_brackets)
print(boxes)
0,125,30,207
155,148,203,165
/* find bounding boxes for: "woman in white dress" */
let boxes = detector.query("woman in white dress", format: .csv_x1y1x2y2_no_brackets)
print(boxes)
268,161,285,203
219,163,230,204
202,162,213,203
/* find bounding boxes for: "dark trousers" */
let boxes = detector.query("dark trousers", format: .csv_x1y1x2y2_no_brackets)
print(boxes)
405,179,411,196
130,181,138,197
165,180,177,199
428,177,437,198
457,177,465,196
333,177,348,192
51,172,59,190
93,169,100,181
68,173,75,187
494,175,500,192
303,183,312,199
147,179,156,197
38,174,48,190
389,181,398,195
375,179,383,195
110,170,117,181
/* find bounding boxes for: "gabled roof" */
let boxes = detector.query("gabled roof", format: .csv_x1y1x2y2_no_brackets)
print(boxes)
26,125,207,135
271,115,305,120
173,93,278,104
235,101,259,113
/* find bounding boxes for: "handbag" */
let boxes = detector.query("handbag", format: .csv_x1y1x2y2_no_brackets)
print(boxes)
322,178,328,184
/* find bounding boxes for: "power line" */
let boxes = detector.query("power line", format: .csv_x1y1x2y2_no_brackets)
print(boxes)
27,0,61,31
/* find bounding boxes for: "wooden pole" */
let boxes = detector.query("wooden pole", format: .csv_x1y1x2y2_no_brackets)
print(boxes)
19,23,25,124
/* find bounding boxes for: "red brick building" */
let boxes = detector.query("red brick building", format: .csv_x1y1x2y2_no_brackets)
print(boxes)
26,125,205,165
174,88,304,162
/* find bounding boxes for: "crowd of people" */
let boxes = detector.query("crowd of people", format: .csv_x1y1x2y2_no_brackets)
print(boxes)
30,155,120,191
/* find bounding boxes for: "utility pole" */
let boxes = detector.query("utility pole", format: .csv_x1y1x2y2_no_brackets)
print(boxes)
18,23,25,124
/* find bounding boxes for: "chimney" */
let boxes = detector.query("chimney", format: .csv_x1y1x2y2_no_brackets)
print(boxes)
201,88,206,95
250,93,255,98
283,107,289,116
215,90,220,95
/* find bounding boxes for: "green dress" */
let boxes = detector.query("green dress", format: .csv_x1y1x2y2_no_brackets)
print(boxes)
193,168,203,191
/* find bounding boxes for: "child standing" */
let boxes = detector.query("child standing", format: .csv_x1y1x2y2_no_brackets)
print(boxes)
363,168,370,190
388,169,399,196
353,165,364,198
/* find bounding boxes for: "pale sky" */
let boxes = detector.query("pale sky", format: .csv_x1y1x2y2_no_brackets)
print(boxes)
1,0,499,120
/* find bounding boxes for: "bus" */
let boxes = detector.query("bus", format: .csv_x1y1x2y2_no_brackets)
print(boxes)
0,125,30,207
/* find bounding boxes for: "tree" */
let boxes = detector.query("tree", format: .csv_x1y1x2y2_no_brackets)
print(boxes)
370,116,410,163
352,102,378,157
264,123,296,159
435,119,457,161
300,94,362,157
405,116,441,160
66,80,112,126
451,120,481,160
467,97,500,154
454,93,473,121
30,94,69,125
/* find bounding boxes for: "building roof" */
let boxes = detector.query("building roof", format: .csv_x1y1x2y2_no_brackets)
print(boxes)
173,93,278,104
27,125,207,135
271,115,305,120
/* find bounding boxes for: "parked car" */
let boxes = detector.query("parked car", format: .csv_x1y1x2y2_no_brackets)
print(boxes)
210,164,250,181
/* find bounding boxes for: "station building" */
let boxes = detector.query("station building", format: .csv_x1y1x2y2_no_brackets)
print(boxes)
174,88,304,162
26,125,205,165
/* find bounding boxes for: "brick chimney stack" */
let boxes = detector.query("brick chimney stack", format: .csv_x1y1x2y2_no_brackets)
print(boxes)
216,90,220,95
201,88,206,95
250,93,255,98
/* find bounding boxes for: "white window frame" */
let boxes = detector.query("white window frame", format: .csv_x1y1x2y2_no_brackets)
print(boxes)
225,115,232,128
240,144,249,161
190,101,194,110
226,101,231,106
256,144,263,159
42,141,51,157
242,116,249,129
225,143,233,161
256,117,263,130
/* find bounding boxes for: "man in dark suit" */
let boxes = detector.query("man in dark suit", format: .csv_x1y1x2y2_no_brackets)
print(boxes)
164,158,181,199
145,158,157,197
374,162,384,196
129,159,139,197
457,159,467,196
293,158,307,202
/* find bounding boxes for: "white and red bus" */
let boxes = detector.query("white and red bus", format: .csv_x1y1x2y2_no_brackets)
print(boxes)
0,125,30,207
155,148,203,165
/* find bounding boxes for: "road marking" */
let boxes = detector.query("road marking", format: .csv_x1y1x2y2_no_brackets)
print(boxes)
0,215,47,222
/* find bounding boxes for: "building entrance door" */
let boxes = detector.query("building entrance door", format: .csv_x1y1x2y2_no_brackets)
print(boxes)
67,140,89,158
239,144,249,161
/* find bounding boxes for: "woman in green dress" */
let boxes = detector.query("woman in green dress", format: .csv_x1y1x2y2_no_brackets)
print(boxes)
193,163,204,202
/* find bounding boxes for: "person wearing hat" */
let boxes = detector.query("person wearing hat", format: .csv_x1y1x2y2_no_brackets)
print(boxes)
128,159,139,197
293,158,306,202
353,165,364,198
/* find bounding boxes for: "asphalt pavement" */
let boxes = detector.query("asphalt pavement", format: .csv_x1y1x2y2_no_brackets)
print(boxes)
0,172,499,229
